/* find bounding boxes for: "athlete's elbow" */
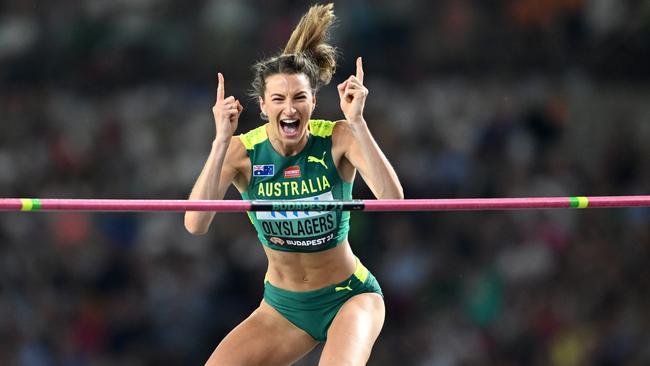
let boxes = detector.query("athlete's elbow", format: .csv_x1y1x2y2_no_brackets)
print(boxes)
186,224,209,236
378,185,404,200
184,215,209,236
389,181,404,199
392,186,405,200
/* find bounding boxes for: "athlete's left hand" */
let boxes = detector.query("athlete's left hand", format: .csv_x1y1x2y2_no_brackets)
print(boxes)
337,57,368,124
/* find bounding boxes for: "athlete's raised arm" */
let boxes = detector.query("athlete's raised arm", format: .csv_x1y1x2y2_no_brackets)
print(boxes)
185,73,246,235
334,57,403,199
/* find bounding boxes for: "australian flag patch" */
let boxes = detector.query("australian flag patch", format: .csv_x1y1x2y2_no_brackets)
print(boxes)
253,164,275,177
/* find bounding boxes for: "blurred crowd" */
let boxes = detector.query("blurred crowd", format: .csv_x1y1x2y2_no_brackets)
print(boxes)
1,1,649,365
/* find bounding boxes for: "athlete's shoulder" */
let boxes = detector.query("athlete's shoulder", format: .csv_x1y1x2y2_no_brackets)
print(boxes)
239,124,269,150
331,119,354,141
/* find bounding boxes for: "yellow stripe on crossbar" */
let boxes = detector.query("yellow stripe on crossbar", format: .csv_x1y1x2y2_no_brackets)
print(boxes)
576,196,589,209
20,198,33,211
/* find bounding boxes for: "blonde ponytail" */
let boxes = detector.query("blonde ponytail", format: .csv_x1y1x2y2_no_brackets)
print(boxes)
251,3,338,98
283,3,337,85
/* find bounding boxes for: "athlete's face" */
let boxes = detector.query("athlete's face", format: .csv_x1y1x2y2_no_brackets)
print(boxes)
260,73,316,144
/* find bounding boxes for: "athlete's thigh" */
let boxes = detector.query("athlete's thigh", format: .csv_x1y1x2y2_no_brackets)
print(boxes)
205,300,319,366
319,293,385,366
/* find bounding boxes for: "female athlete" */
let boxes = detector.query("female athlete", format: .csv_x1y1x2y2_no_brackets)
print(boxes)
185,4,403,365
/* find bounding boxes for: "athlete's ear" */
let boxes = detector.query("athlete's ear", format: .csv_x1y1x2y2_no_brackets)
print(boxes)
259,96,266,115
311,94,316,112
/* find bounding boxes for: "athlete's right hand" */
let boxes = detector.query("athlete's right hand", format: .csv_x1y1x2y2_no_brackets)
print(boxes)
212,73,243,143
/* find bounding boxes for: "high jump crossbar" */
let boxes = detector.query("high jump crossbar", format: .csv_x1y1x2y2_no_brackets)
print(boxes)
0,196,649,212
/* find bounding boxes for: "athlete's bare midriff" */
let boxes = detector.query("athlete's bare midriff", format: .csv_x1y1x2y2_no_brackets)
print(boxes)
263,239,357,291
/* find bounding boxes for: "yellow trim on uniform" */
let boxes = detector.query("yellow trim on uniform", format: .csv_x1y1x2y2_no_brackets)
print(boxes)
240,125,268,150
20,198,33,211
353,257,369,284
309,119,335,137
263,257,369,286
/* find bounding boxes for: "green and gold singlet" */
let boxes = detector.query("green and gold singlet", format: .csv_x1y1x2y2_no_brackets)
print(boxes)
240,119,352,252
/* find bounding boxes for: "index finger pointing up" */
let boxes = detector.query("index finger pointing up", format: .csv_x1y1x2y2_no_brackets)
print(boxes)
356,57,364,84
217,73,225,102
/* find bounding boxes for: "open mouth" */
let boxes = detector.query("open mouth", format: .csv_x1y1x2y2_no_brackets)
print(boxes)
279,119,300,137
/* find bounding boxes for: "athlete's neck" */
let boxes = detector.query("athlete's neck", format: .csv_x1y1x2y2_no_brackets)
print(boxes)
266,123,310,157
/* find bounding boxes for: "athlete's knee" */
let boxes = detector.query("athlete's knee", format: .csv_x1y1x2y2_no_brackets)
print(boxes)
344,293,385,316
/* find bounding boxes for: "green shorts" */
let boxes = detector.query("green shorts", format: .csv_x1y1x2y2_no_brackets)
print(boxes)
263,257,383,342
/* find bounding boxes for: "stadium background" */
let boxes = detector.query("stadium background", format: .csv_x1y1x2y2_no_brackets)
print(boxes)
1,1,649,365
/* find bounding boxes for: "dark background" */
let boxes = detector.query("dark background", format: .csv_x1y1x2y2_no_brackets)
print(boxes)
1,0,649,365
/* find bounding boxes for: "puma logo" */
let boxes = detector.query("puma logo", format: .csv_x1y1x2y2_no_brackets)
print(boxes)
335,280,353,292
307,151,328,169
